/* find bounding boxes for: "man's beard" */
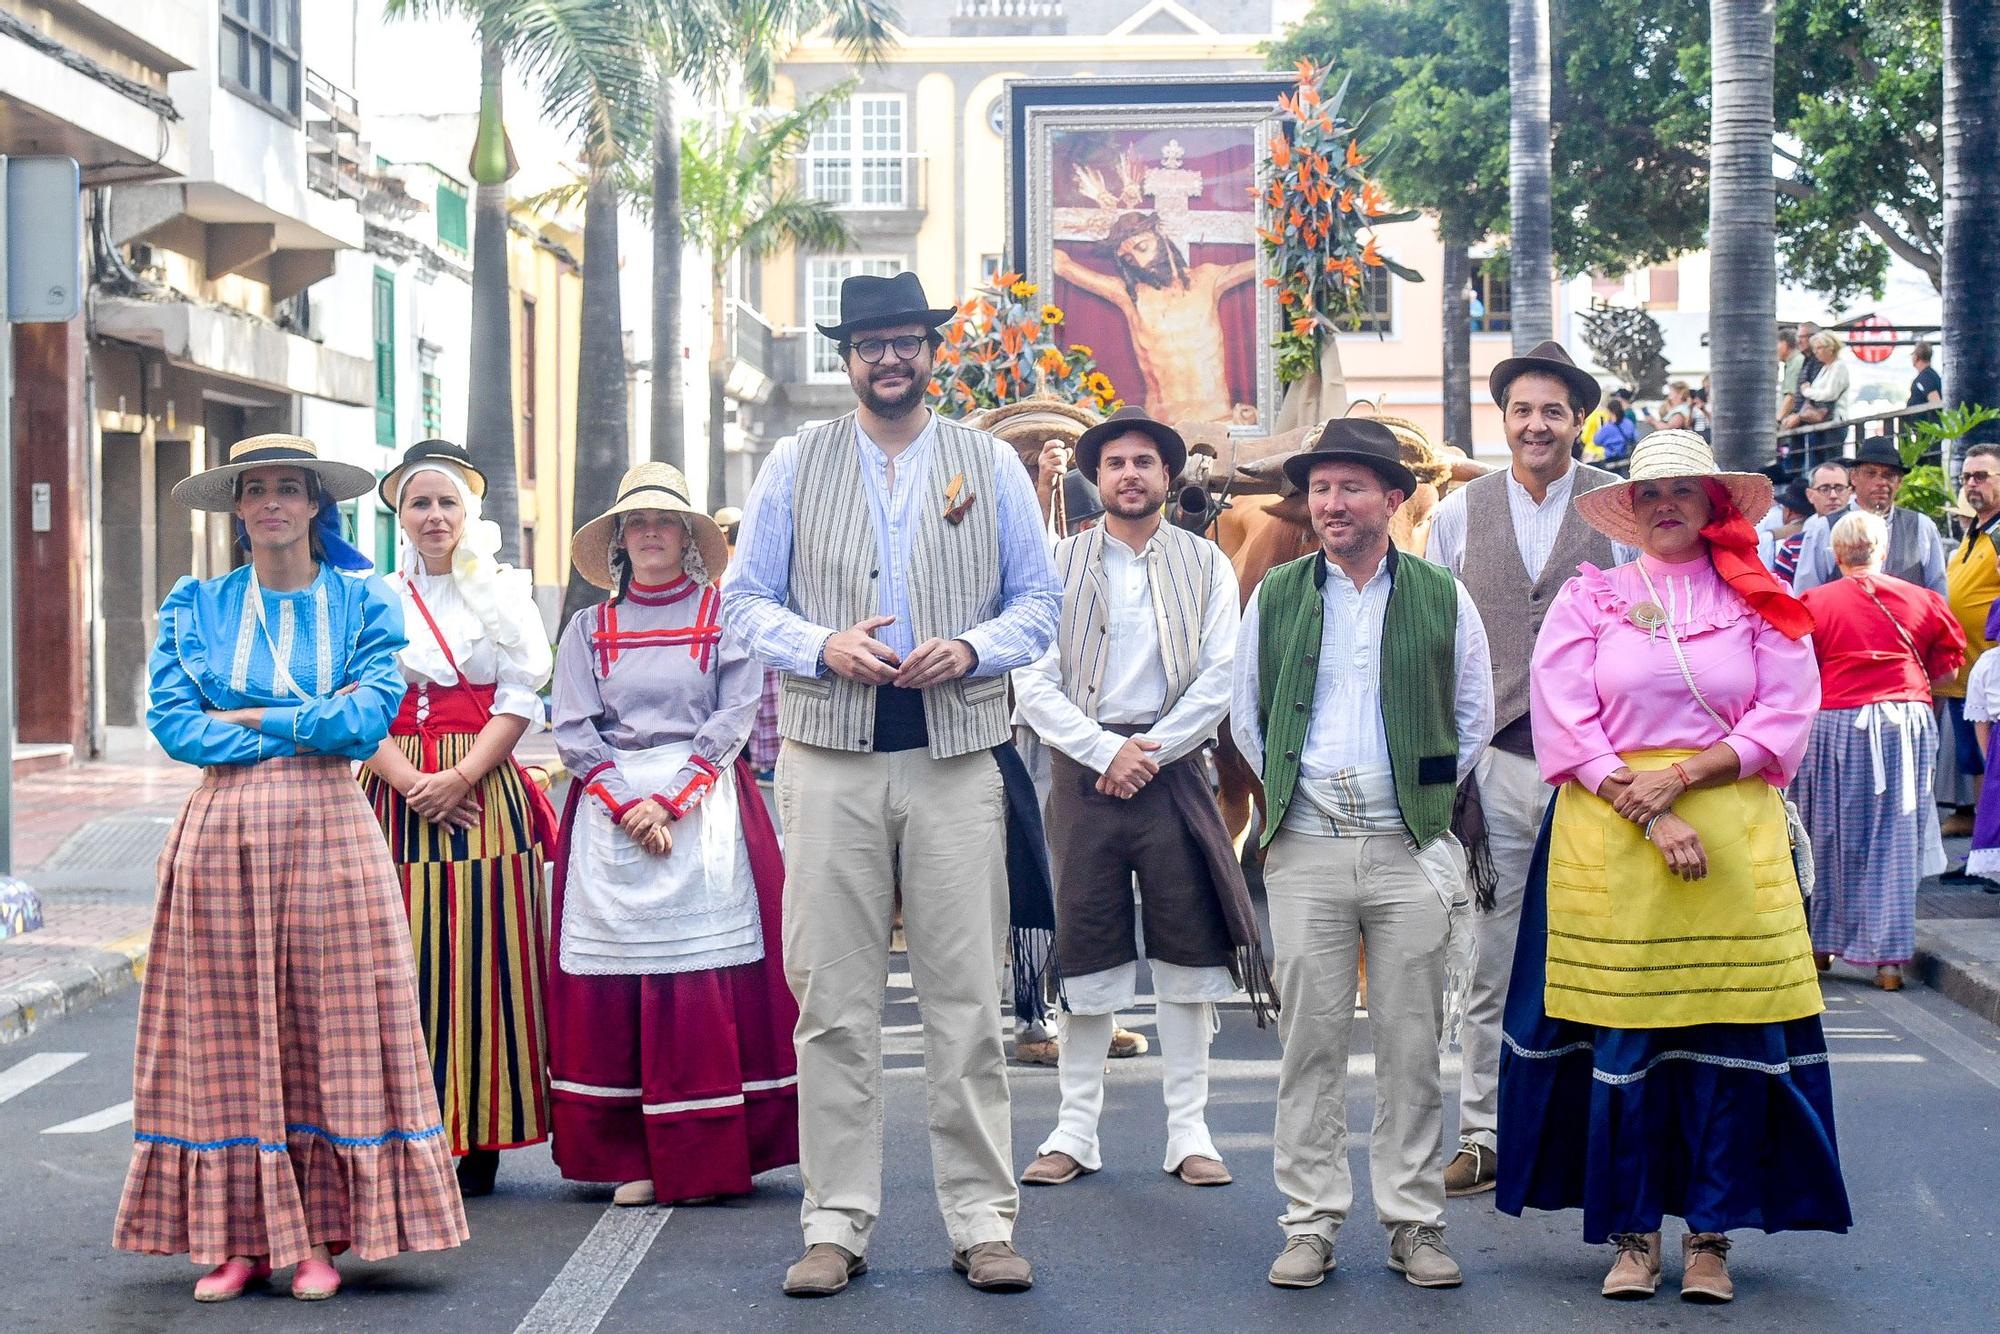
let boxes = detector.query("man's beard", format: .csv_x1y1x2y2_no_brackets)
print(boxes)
1317,513,1388,562
1105,485,1163,520
1117,242,1182,291
854,365,927,418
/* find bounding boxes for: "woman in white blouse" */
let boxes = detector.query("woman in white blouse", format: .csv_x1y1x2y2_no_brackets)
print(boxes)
362,440,556,1198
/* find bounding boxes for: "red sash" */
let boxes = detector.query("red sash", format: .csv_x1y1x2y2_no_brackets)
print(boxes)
400,576,560,850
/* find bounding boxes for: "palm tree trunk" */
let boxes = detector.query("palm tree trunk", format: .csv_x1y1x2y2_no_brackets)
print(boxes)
562,171,632,625
1708,0,1776,473
708,265,729,509
1439,210,1473,452
1945,0,2000,444
1507,0,1554,351
466,38,520,564
650,79,686,467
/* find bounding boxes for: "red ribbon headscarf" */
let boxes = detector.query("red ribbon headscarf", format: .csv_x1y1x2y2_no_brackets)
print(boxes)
1698,478,1815,641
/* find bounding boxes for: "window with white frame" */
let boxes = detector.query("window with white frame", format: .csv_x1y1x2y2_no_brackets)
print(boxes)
808,256,906,379
805,96,908,209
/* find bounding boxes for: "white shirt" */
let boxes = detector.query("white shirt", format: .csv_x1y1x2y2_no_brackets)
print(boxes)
398,569,552,721
1231,553,1493,789
1014,529,1239,774
1427,467,1636,579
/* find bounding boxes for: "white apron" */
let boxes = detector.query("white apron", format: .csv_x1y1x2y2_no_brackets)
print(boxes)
559,741,763,976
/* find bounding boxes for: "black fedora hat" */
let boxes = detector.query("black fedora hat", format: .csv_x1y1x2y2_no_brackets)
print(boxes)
1488,339,1603,415
377,438,488,509
1062,468,1105,526
814,271,957,341
1074,405,1188,481
1848,435,1908,474
1283,418,1419,496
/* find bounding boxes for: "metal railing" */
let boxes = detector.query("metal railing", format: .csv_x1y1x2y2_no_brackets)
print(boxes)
304,69,366,203
1775,402,1942,475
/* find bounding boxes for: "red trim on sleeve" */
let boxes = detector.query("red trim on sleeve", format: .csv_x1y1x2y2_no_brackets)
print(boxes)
659,767,718,820
586,781,638,820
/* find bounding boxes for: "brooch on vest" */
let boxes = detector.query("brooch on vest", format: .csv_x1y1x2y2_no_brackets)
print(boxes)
943,472,977,526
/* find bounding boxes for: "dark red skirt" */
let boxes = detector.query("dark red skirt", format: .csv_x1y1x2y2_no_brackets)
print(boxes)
546,757,798,1198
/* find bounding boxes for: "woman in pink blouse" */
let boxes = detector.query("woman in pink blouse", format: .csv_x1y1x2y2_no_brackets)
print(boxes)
1496,432,1849,1305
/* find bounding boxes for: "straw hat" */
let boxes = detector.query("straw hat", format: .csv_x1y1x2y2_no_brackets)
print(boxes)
569,463,729,590
171,434,376,511
1368,413,1451,489
1573,429,1773,547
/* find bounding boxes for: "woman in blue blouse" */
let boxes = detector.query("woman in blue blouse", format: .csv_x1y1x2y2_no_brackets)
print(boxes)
113,435,467,1303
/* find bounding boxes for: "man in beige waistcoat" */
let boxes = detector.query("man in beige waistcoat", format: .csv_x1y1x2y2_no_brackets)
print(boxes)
724,272,1061,1296
1424,341,1624,1196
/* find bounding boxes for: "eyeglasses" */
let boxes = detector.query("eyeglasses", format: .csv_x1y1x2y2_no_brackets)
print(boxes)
1808,483,1851,495
853,335,927,364
1964,470,1999,485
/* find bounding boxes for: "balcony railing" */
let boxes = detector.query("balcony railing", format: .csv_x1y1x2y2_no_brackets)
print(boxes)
305,69,366,202
723,299,778,404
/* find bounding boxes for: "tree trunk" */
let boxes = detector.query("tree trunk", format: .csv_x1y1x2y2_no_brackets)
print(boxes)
708,265,730,509
649,80,686,467
1708,0,1777,474
1945,0,2000,444
561,172,632,625
466,39,521,564
1508,0,1555,350
1439,212,1473,454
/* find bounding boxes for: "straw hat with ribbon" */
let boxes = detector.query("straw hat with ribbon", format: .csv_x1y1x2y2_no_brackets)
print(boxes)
171,433,376,511
569,463,729,590
1573,429,1774,548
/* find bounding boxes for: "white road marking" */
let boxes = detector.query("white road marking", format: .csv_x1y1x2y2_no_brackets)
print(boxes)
1868,991,2000,1093
514,1205,673,1334
1826,1052,1926,1064
0,1053,86,1105
43,1100,133,1135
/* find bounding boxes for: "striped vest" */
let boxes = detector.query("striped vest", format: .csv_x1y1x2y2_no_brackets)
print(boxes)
777,412,1011,759
1052,523,1217,719
1254,550,1461,848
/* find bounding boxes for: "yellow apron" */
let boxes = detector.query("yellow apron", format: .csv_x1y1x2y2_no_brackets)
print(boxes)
1544,750,1823,1029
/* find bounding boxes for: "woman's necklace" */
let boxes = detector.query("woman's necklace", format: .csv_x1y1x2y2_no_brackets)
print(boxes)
1631,562,1679,643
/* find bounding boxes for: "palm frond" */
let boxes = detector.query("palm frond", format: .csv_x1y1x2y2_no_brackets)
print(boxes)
504,0,655,165
738,188,850,261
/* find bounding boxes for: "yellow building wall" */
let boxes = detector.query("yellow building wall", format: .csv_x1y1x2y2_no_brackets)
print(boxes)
508,216,584,590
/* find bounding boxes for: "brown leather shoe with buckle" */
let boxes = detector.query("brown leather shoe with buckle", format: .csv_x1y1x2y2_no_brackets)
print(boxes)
1444,1142,1497,1196
1021,1150,1090,1186
1174,1154,1232,1186
783,1243,866,1298
1681,1233,1733,1303
953,1240,1034,1292
1601,1231,1662,1298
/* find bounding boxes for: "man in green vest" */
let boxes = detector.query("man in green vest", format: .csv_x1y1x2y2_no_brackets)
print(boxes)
1231,418,1493,1293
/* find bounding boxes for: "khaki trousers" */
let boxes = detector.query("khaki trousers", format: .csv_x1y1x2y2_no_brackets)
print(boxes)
1267,829,1449,1243
1457,747,1554,1150
775,740,1015,1255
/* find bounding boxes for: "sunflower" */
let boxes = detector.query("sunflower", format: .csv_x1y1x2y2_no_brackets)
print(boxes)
1069,343,1093,357
1010,280,1039,299
1040,304,1064,325
1086,371,1114,397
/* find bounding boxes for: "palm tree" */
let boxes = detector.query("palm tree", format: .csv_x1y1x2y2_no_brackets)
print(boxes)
680,96,853,507
1707,0,1777,473
1507,0,1553,351
1944,0,2000,443
644,0,896,499
1439,209,1474,451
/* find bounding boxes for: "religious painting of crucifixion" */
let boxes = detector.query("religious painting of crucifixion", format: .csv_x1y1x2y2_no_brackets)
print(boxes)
1008,75,1290,434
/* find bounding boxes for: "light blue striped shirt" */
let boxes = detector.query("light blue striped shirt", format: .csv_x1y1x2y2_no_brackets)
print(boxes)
722,412,1060,677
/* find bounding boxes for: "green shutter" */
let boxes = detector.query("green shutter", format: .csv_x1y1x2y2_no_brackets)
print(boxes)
373,268,396,445
436,181,468,254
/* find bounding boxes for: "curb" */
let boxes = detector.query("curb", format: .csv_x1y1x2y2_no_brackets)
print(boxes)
1912,929,2000,1030
0,936,148,1045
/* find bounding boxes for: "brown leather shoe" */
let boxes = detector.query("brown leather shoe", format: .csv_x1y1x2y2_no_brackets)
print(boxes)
1601,1232,1661,1298
1814,952,1832,972
1875,965,1904,991
1174,1154,1233,1186
1013,1037,1060,1066
783,1243,866,1297
1109,1027,1148,1058
1444,1142,1497,1196
1943,808,1977,837
953,1240,1034,1292
1020,1150,1090,1186
1681,1233,1733,1303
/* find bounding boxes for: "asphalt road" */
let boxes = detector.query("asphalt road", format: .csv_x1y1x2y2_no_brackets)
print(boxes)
3,958,1998,1333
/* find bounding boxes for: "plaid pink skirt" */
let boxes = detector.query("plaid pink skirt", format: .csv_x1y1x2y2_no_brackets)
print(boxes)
114,756,469,1268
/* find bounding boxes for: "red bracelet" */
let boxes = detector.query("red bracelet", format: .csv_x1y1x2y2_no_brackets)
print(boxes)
1672,762,1694,789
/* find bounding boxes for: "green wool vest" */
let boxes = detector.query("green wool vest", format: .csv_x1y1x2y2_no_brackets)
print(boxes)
1256,549,1461,849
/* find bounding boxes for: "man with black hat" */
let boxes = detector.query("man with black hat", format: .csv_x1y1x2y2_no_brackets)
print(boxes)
724,271,1060,1297
1791,436,1946,595
1012,407,1272,1193
1424,341,1625,1199
1233,418,1492,1292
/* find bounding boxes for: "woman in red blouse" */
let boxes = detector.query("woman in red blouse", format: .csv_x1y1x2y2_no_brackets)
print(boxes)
1795,510,1966,989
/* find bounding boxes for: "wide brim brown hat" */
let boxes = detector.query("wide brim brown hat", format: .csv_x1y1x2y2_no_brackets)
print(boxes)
172,433,377,511
377,438,489,510
1282,417,1419,496
570,462,730,590
1488,339,1603,415
1075,405,1188,482
1573,429,1773,547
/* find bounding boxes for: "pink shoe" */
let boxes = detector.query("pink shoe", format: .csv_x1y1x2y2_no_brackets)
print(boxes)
194,1257,270,1302
291,1257,342,1301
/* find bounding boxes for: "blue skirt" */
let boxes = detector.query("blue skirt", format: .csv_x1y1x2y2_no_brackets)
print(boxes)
1495,805,1852,1242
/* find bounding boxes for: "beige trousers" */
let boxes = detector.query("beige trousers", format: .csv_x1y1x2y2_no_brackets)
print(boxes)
1266,829,1450,1244
775,740,1015,1256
